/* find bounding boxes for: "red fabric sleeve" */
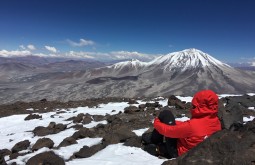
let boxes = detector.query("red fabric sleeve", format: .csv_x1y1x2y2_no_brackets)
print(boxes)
175,121,183,125
153,118,192,138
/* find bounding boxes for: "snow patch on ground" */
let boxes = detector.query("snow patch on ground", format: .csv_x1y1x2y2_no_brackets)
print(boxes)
66,143,166,165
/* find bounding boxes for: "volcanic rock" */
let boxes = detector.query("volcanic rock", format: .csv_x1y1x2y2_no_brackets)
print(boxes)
74,144,105,158
162,119,255,165
11,140,30,153
58,137,78,148
26,151,65,165
24,114,42,120
124,106,140,114
32,138,54,151
32,122,67,136
71,128,95,139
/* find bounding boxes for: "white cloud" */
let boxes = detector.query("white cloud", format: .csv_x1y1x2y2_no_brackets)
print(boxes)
45,46,57,53
27,44,36,50
0,46,160,62
0,49,31,57
67,38,95,47
62,50,160,61
65,51,95,59
109,51,160,61
19,45,26,50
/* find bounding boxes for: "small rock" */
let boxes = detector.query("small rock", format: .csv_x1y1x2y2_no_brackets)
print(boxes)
24,114,42,121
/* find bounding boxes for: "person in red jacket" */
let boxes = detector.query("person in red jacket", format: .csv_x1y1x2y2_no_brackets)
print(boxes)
144,90,222,158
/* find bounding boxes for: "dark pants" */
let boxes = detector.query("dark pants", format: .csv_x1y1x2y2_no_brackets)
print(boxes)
151,110,178,158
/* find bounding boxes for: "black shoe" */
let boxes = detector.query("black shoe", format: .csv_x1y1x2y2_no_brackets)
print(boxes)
143,144,158,156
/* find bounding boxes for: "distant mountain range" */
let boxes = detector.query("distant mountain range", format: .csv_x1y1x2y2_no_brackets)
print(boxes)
0,48,255,104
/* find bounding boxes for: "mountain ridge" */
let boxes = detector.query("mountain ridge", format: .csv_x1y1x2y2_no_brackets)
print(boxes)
1,48,255,104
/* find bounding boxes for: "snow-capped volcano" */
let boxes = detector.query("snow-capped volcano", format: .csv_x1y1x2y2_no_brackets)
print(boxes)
2,48,255,103
83,48,255,97
149,48,231,70
89,48,232,77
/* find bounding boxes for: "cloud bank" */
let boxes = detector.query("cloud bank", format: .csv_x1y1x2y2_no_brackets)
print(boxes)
0,48,159,61
0,50,31,57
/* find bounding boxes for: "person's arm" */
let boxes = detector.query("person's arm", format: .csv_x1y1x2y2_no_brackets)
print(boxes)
154,118,192,138
175,121,183,125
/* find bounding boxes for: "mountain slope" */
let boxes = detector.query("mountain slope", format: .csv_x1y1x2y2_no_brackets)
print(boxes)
83,48,255,97
1,48,255,104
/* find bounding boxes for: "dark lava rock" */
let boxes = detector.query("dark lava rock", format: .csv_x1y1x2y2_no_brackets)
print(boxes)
0,149,11,158
0,157,6,165
71,128,95,139
24,114,42,120
106,115,122,124
102,125,136,145
73,113,85,123
92,115,105,121
139,104,146,109
32,138,54,151
32,126,53,136
9,152,28,160
32,122,67,136
163,119,255,165
69,124,83,130
40,98,47,102
220,101,244,129
11,140,30,153
128,99,139,104
74,144,105,158
124,106,140,114
58,137,77,148
82,116,93,124
26,151,65,165
0,149,9,165
123,136,142,148
168,95,186,109
145,102,160,108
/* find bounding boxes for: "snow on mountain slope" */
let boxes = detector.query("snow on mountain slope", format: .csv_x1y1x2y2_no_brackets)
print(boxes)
149,48,231,71
108,59,148,69
91,48,232,77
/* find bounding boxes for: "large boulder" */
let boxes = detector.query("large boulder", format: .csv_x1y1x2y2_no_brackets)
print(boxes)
32,122,67,136
58,137,77,148
32,138,54,151
11,140,30,153
163,119,255,165
102,125,136,145
74,144,105,158
71,128,95,140
219,99,244,129
26,151,65,165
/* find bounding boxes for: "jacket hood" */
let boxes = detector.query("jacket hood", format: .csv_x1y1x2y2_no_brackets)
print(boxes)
191,90,218,118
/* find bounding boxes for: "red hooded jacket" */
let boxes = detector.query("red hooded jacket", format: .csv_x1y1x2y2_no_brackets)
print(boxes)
154,90,221,156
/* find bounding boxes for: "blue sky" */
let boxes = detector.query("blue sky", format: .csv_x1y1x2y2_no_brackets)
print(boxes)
0,0,255,63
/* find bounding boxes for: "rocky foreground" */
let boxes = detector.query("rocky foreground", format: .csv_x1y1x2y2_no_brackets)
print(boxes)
0,95,255,165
